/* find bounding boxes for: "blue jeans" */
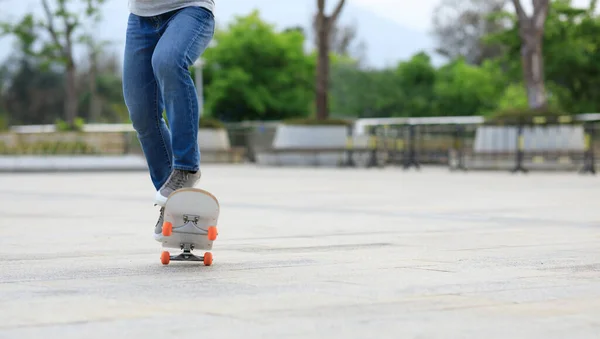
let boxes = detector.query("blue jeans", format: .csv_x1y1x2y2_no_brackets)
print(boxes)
123,6,215,190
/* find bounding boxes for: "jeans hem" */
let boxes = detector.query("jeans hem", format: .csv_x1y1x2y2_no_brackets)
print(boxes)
173,165,199,172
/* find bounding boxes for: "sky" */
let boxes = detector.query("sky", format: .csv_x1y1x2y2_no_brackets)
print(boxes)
0,0,595,68
353,0,439,31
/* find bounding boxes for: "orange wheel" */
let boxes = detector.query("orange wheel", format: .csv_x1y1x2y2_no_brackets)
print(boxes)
162,221,173,237
207,226,218,241
160,251,170,265
203,252,213,266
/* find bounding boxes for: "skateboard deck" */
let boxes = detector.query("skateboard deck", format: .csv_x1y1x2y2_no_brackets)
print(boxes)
158,187,220,266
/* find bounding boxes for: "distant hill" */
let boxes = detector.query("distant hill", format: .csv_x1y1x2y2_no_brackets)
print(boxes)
0,0,441,69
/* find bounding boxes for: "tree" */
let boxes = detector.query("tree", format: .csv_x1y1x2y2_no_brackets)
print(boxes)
81,34,113,123
486,0,600,113
77,48,128,123
0,61,10,130
0,56,66,125
432,0,510,65
315,0,346,120
201,11,315,122
394,52,438,117
0,0,106,129
511,0,550,109
434,58,506,116
590,0,598,13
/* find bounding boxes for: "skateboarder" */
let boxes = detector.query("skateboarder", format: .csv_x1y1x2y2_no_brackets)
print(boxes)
122,0,215,239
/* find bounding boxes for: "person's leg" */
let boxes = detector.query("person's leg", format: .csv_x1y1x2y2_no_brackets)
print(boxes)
123,13,173,191
151,6,215,206
123,13,174,238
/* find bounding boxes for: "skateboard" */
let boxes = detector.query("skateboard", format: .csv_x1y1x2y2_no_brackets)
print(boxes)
158,187,220,266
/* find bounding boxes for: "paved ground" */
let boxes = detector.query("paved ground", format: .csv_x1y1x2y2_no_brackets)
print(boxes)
0,165,599,338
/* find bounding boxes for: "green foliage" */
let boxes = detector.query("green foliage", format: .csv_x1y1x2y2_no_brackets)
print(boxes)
330,51,507,118
329,58,403,118
433,58,505,116
495,81,571,112
485,0,600,114
543,1,600,113
495,83,529,111
202,10,315,122
395,52,438,116
329,52,441,118
55,117,84,131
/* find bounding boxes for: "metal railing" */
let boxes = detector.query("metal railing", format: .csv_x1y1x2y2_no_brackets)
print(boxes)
1,114,598,173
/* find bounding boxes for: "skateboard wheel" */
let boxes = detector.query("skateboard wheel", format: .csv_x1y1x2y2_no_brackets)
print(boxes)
160,251,170,265
203,252,213,266
162,221,173,237
207,226,218,241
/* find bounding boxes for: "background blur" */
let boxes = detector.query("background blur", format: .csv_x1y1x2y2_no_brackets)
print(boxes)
0,0,598,173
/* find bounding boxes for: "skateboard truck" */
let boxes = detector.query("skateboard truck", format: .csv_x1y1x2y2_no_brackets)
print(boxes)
168,243,204,262
161,242,213,266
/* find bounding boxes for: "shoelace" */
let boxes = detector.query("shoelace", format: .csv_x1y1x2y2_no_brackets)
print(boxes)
166,171,188,189
156,207,165,227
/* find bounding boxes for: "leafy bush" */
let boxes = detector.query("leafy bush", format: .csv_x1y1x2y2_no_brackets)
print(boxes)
55,117,85,131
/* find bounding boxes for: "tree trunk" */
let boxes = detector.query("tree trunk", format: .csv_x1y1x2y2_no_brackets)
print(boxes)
65,58,78,127
89,51,101,123
521,37,546,109
316,16,330,121
512,0,549,110
314,0,345,121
